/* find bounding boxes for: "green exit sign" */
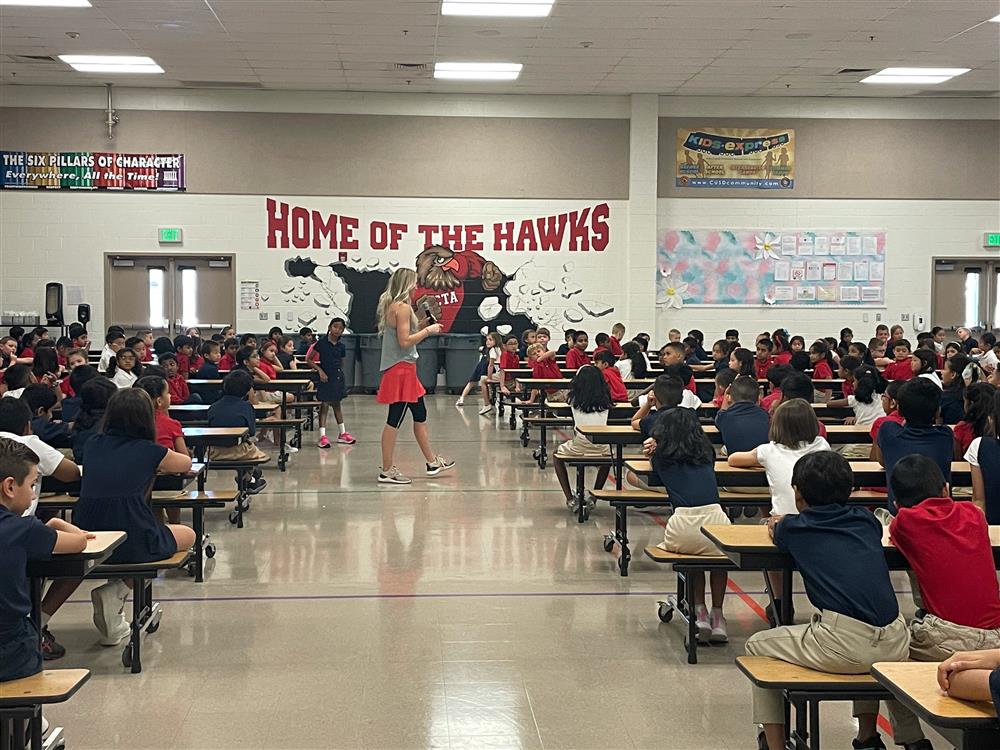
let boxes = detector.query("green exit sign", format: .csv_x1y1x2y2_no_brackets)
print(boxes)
158,227,183,244
985,232,1000,248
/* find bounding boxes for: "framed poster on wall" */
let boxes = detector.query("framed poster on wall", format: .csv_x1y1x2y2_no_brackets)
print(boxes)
657,229,886,308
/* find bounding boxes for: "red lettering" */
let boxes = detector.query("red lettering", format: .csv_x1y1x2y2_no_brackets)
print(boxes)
493,222,515,251
590,202,609,251
312,210,338,249
291,206,310,249
388,223,407,250
266,198,289,249
536,213,567,251
417,224,440,246
515,219,538,252
369,221,388,251
340,216,359,250
440,224,463,249
567,208,591,251
465,224,484,252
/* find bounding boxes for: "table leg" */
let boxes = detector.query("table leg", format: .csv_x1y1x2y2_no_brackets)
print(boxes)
617,506,630,576
615,444,623,490
575,466,586,523
280,390,288,420
684,570,697,664
192,506,205,583
781,567,794,625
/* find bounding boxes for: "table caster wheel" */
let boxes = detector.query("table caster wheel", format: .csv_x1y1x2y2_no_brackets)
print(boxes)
122,647,132,668
539,457,547,470
146,613,161,634
603,535,615,553
239,498,251,512
531,448,539,459
229,510,240,525
205,543,216,558
657,601,674,623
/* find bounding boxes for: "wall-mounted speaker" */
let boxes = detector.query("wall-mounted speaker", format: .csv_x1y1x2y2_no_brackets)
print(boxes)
77,303,91,326
45,282,64,326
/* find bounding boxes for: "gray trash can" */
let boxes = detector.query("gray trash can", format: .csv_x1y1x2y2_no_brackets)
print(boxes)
340,333,358,392
441,334,485,393
415,338,440,394
358,334,383,394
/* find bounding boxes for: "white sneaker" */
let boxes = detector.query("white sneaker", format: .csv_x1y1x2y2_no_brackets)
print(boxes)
455,398,464,406
694,605,711,643
91,580,130,646
378,466,411,485
426,456,455,476
710,608,729,643
479,405,494,416
284,443,299,454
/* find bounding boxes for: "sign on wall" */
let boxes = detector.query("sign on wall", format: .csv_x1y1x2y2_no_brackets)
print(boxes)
266,197,618,335
1,151,184,190
676,128,794,189
657,229,886,307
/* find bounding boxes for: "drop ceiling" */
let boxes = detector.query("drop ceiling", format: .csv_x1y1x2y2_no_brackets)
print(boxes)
1,0,998,97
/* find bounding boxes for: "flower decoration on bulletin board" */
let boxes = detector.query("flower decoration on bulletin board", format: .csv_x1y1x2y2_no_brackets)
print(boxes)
753,232,781,262
659,275,688,309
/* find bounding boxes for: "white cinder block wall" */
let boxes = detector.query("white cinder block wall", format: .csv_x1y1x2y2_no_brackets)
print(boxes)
1,87,998,344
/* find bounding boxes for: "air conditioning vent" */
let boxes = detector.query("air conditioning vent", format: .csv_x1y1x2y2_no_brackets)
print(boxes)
10,55,58,63
910,89,999,98
836,68,874,74
177,80,263,89
392,63,430,71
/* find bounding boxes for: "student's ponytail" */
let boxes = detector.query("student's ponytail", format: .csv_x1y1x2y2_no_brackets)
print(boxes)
852,365,885,405
913,349,938,375
963,382,997,439
622,341,647,378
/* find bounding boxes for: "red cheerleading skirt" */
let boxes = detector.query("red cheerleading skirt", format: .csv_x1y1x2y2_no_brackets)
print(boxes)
376,362,425,404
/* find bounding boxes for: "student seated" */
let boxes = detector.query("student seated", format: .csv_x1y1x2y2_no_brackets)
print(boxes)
296,327,315,356
912,349,942,388
608,322,625,356
498,334,521,397
728,398,830,624
937,648,1000,709
196,340,222,403
592,332,611,358
646,407,729,642
2,363,34,400
0,438,88,682
159,353,201,405
552,365,611,508
207,370,269,495
627,374,683,493
754,338,774,380
746,451,909,750
21,384,71,449
520,342,564,404
760,364,789,411
875,378,953,513
172,334,203,377
594,351,628,402
72,389,195,646
135,375,189,525
940,353,973,424
564,330,590,369
71,378,117,464
715,375,768,455
663,363,700,404
59,364,98,424
884,338,914,381
556,329,575,356
615,340,648,386
98,330,125,373
827,364,886,428
770,370,829,439
884,455,1000,750
965,384,999,523
711,367,737,408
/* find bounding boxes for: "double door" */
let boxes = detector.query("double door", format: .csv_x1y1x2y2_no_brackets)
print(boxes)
105,255,235,336
932,259,1000,334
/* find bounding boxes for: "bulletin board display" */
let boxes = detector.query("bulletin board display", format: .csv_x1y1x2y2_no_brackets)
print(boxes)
656,229,886,307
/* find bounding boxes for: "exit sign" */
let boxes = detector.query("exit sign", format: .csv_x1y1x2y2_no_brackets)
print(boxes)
158,227,183,244
985,232,1000,248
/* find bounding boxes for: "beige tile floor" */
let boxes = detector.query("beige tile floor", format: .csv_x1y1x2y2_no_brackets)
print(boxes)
42,395,945,750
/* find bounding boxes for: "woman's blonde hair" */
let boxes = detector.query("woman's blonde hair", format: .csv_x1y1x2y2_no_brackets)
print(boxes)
376,268,418,335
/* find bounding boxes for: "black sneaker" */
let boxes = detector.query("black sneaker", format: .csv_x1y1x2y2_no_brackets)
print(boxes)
902,741,933,750
40,627,66,660
852,735,887,750
246,477,268,495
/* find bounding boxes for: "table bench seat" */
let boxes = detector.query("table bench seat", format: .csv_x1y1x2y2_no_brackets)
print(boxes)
0,669,91,750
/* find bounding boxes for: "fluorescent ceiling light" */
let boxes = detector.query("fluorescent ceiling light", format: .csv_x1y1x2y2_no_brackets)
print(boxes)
0,0,91,6
434,62,522,80
861,67,970,84
989,14,1000,22
59,54,163,73
442,0,553,17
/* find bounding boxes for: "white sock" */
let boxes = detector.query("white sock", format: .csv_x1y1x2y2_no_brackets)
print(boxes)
41,611,50,628
320,427,327,437
337,423,346,435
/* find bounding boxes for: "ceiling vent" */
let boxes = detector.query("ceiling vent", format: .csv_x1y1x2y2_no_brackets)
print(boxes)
9,54,59,63
177,80,263,89
836,68,874,75
392,63,430,72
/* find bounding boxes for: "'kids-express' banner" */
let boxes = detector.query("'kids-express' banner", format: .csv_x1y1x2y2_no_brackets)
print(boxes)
676,128,794,189
1,151,184,190
657,229,886,308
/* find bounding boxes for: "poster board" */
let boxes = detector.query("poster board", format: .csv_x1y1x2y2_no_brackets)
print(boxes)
657,229,886,308
676,128,794,189
1,151,185,190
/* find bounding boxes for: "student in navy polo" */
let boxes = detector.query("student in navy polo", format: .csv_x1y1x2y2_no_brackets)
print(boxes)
0,437,88,682
875,378,954,513
715,375,770,455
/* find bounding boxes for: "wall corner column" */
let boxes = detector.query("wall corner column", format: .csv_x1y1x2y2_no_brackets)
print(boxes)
625,94,659,341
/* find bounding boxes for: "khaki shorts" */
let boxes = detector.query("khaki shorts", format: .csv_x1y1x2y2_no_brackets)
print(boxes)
659,504,730,556
556,434,609,458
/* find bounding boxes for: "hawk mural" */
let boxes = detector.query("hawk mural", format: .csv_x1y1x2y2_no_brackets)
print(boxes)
281,246,615,335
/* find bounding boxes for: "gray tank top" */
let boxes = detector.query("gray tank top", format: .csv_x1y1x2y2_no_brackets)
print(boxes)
380,309,419,371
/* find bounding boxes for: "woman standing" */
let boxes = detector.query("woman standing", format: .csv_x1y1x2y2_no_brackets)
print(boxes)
376,268,454,485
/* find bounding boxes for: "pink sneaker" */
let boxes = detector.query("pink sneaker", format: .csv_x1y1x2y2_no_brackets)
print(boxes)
337,432,356,445
318,435,331,449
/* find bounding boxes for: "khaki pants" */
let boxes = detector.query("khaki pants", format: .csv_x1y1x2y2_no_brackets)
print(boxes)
745,611,909,726
885,613,1000,744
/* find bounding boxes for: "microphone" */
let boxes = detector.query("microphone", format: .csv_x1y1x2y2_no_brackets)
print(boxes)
420,298,436,324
